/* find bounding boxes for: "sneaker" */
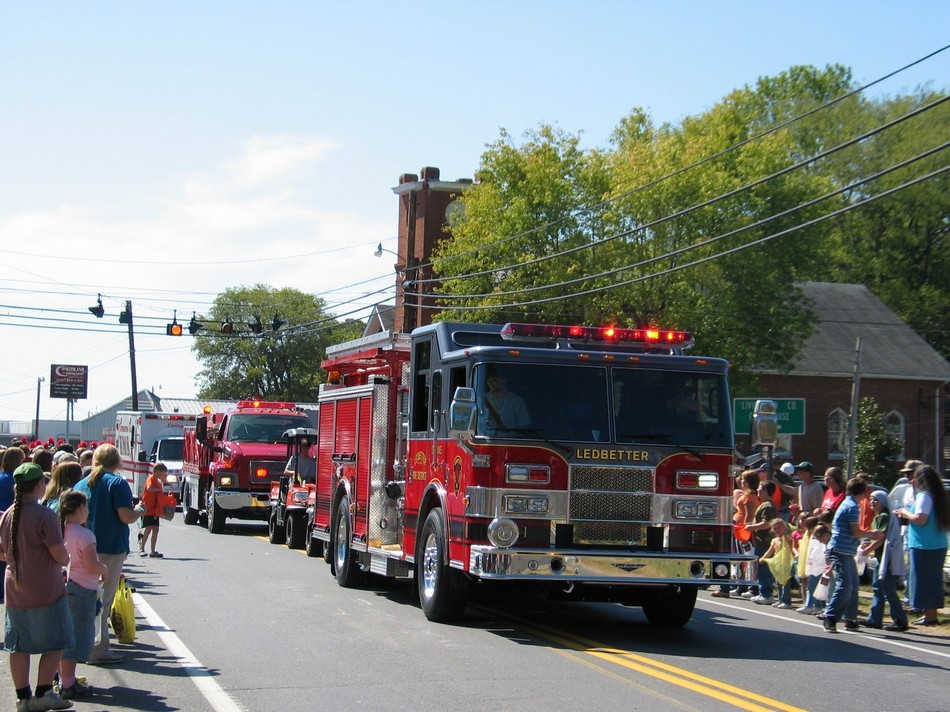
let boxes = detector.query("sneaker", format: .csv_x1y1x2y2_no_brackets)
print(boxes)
59,680,92,700
859,620,882,629
26,689,73,710
823,617,838,634
739,591,755,599
87,650,124,665
912,617,939,627
149,551,164,558
710,590,731,598
139,550,148,557
773,602,792,610
884,623,909,632
796,606,816,615
750,595,773,605
844,620,860,632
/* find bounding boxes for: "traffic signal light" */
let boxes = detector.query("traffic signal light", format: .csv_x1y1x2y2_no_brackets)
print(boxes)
88,294,104,318
272,312,284,332
189,313,203,335
166,321,183,336
249,315,264,334
221,318,234,335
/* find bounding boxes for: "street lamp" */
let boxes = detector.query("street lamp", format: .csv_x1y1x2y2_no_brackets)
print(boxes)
34,376,45,441
374,242,399,259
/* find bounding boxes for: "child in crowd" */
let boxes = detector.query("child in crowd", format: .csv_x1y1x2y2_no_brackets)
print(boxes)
139,463,167,558
58,490,108,700
801,523,831,614
0,462,75,711
760,518,795,609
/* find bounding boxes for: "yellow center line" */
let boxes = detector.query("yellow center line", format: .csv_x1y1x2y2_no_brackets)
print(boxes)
473,605,808,712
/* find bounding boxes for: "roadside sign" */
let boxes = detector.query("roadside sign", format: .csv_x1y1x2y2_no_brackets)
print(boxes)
50,364,89,399
733,398,805,435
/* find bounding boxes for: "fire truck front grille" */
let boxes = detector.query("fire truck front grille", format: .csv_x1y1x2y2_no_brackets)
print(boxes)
249,460,285,483
570,465,653,493
569,465,654,546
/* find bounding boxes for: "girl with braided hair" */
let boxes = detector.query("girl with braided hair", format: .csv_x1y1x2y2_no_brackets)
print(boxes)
0,462,74,711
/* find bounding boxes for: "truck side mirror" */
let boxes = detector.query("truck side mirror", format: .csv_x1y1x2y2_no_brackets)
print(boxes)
137,450,147,463
448,387,477,440
195,416,208,444
752,399,778,449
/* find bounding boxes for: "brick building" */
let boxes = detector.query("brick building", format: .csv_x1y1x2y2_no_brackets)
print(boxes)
740,282,949,474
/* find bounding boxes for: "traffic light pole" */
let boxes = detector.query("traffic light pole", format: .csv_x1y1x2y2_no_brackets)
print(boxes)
122,300,139,410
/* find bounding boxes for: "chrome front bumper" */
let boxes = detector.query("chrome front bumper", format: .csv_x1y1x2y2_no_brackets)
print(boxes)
213,490,270,511
469,546,757,585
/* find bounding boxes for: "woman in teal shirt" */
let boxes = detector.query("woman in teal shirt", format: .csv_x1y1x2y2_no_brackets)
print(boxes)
895,464,950,627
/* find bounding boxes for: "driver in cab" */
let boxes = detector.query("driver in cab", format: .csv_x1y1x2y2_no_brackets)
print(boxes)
285,437,316,484
482,369,531,432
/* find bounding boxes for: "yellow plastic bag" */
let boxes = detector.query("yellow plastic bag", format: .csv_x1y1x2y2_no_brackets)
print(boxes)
762,539,794,585
109,574,136,644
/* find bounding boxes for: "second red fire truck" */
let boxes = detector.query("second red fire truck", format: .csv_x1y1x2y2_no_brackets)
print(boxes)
309,321,756,627
181,400,312,533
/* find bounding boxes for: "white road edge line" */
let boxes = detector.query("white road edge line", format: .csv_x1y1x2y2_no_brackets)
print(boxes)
704,597,950,660
132,592,245,712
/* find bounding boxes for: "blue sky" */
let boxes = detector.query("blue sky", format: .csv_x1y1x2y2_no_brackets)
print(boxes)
1,1,947,429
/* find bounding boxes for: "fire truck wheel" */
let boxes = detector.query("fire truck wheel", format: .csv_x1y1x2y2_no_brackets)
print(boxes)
417,508,468,622
286,512,305,550
207,493,226,534
333,497,365,588
305,522,323,558
268,508,286,545
641,585,698,628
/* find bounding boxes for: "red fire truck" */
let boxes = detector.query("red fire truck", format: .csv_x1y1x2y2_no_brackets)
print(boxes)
312,322,756,627
180,400,312,534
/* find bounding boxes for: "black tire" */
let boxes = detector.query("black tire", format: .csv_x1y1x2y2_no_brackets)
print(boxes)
642,586,697,628
268,507,286,544
417,508,468,622
181,483,198,525
333,498,364,588
305,520,323,558
207,492,225,534
286,512,305,550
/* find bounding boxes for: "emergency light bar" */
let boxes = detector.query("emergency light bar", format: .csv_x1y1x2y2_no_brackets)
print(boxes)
500,323,694,347
236,400,298,410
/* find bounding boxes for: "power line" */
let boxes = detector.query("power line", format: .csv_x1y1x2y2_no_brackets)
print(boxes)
412,95,948,289
408,44,950,275
406,165,947,312
415,142,948,300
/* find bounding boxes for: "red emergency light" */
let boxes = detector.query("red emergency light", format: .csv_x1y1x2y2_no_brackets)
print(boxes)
500,323,694,347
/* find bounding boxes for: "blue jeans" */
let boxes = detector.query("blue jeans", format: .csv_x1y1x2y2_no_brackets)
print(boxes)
825,549,859,622
867,573,908,627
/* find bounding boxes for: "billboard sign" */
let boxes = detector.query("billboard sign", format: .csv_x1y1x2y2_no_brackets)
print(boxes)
50,364,89,399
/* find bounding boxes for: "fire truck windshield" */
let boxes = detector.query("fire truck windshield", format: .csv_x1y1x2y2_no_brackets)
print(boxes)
228,415,310,443
473,363,731,447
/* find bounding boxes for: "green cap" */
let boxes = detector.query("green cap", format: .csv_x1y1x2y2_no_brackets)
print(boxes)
13,462,44,484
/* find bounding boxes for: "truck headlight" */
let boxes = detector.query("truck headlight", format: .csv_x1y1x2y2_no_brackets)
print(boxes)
674,500,717,519
219,475,234,487
503,494,548,514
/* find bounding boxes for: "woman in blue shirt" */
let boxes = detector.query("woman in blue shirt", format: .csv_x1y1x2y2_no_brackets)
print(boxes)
895,464,950,627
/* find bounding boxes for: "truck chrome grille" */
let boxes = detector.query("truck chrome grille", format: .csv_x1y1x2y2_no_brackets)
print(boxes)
569,465,654,546
249,460,285,482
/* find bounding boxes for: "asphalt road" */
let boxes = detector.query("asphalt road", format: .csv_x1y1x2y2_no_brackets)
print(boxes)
3,518,948,712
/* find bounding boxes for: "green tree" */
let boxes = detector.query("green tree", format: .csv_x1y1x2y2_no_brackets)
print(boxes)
193,284,363,401
854,396,904,490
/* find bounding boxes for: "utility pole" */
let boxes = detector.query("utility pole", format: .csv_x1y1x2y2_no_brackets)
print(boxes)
846,337,863,478
34,376,45,441
119,300,139,410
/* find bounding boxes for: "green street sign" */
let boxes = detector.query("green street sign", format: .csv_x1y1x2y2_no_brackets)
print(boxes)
733,398,806,435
